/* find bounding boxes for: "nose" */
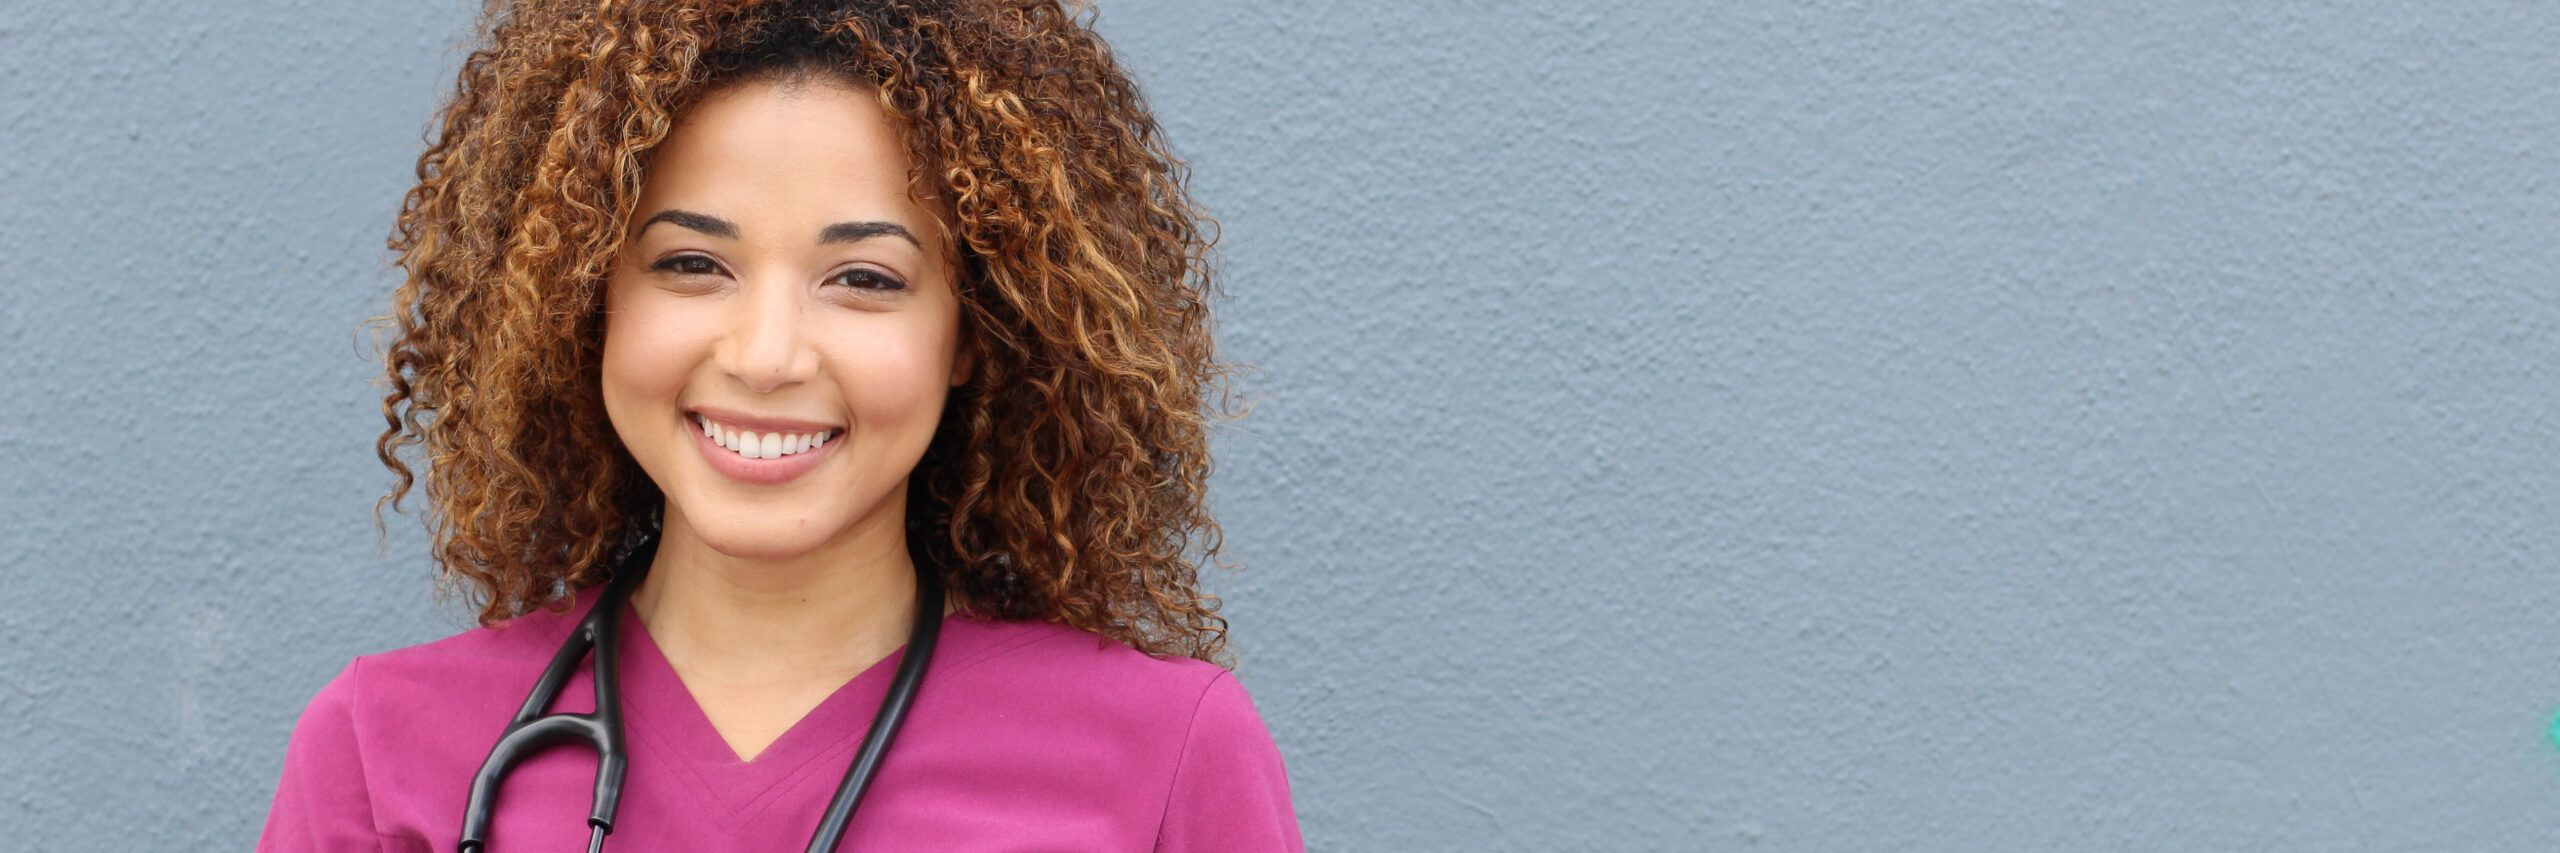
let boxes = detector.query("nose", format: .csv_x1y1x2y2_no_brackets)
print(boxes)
719,277,819,394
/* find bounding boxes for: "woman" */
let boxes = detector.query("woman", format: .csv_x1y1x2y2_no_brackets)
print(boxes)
258,0,1300,849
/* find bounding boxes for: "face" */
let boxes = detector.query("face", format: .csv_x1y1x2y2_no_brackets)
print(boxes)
600,77,969,563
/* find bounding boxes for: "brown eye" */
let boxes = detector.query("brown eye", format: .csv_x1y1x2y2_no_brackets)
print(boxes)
652,254,721,276
828,268,907,292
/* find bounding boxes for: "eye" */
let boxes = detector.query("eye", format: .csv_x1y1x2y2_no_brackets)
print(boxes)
828,268,908,292
651,254,722,276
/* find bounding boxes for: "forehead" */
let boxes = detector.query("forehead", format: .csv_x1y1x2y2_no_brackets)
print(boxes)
630,78,941,238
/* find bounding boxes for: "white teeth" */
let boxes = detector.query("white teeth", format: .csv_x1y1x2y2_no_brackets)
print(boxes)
695,413,837,460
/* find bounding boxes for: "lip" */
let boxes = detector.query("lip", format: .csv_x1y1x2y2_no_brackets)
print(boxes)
688,405,843,434
690,411,838,486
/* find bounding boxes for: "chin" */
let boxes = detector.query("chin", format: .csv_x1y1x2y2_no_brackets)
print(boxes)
681,507,847,560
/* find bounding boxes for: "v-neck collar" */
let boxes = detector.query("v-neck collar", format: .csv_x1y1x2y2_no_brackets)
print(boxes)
611,593,920,829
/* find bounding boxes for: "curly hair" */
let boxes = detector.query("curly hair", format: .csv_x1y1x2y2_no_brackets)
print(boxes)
373,0,1242,663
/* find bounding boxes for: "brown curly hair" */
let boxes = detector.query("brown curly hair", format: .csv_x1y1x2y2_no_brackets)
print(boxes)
372,0,1243,663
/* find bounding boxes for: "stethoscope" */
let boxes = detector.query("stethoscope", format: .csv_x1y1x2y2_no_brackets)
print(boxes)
456,530,944,852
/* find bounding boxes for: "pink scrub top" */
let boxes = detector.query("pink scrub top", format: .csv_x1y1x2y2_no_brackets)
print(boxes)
257,585,1302,851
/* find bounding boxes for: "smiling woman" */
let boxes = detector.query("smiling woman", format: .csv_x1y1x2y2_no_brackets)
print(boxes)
602,80,970,579
257,1,1297,850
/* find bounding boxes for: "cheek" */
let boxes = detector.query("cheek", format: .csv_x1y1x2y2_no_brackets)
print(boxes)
600,289,709,415
828,321,958,425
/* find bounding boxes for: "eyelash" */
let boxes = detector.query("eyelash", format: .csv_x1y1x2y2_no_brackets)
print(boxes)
828,268,907,292
650,254,907,292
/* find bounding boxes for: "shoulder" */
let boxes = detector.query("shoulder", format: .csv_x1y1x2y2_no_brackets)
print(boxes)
1153,667,1301,851
278,590,597,774
934,614,1237,720
299,587,598,722
260,594,581,849
281,586,593,733
260,589,603,849
353,588,596,679
925,616,1302,851
260,656,379,849
919,614,1266,757
275,586,597,742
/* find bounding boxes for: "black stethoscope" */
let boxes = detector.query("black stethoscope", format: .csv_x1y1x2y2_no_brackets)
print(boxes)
456,531,945,852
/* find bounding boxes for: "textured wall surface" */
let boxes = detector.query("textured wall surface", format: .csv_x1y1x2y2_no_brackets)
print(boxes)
8,1,2560,849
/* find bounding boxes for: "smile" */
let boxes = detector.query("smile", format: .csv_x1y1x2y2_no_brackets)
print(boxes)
694,412,839,460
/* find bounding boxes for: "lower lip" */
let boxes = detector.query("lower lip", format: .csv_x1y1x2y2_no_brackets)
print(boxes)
691,414,839,485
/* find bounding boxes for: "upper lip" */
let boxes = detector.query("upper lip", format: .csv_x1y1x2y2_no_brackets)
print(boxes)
688,405,842,434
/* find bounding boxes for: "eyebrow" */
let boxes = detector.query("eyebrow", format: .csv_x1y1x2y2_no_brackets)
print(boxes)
818,220,921,248
634,208,921,249
635,209,735,239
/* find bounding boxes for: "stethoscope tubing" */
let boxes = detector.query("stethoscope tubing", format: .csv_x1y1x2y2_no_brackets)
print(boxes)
806,563,942,851
455,533,942,852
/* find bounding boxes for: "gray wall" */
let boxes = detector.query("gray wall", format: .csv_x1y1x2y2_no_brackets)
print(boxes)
7,1,2560,849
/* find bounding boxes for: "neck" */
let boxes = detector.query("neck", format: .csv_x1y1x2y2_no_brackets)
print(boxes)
628,500,926,683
